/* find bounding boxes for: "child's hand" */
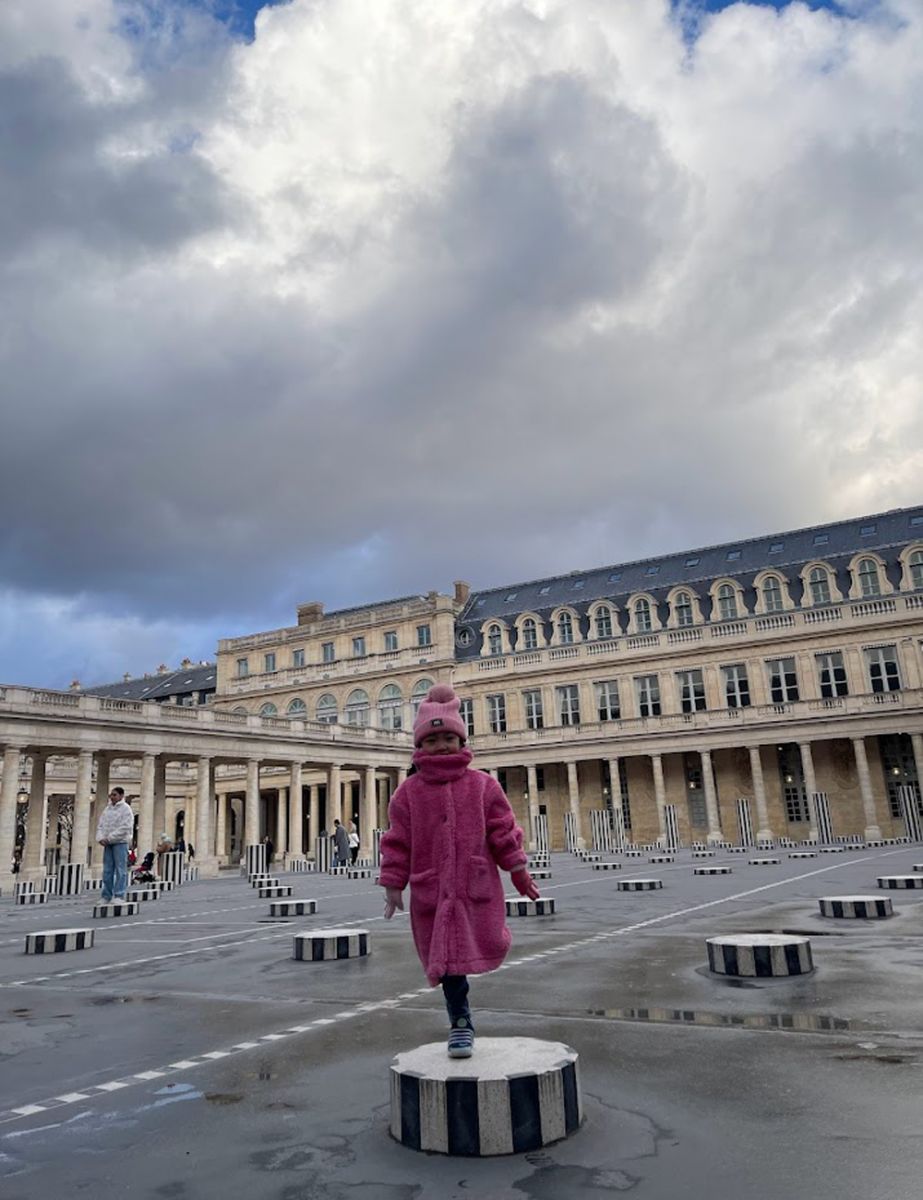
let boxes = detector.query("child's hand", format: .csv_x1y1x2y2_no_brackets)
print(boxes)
510,867,540,900
384,887,404,919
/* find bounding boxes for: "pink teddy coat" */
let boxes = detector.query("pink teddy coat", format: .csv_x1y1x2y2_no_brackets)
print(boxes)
378,748,527,986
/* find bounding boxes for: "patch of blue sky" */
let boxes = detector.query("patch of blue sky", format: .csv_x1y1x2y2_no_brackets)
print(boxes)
672,0,866,43
119,0,291,44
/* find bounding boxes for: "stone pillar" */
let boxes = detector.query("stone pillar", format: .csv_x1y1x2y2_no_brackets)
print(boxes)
276,787,288,856
651,754,668,846
327,763,342,829
195,757,214,874
397,767,408,787
798,742,819,840
0,744,23,890
90,755,111,870
245,759,261,850
700,750,723,844
361,766,377,857
288,762,303,858
215,793,227,862
308,784,319,844
748,745,773,843
526,764,540,851
566,761,585,849
139,753,156,854
152,757,167,843
852,737,882,841
22,753,48,881
607,757,623,842
71,749,95,867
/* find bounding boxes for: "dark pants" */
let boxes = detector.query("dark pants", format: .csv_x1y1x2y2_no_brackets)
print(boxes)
441,974,471,1026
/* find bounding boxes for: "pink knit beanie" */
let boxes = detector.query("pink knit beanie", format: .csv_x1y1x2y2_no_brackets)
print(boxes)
413,683,467,746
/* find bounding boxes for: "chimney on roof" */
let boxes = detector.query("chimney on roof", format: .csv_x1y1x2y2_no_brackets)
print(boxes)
297,601,324,626
180,658,193,669
454,580,470,605
69,678,81,691
156,663,169,674
123,673,132,683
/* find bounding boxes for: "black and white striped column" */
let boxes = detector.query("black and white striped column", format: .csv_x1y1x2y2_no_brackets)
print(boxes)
819,896,893,919
17,891,48,906
618,879,662,891
25,929,95,955
84,878,103,891
250,874,275,888
592,861,621,871
529,868,552,880
13,881,35,899
372,828,384,867
877,875,923,890
692,851,716,859
161,851,185,886
389,1037,581,1155
649,855,674,864
505,897,555,917
788,851,817,859
287,858,312,873
346,867,373,879
259,883,293,898
749,858,781,866
41,876,58,895
706,934,813,978
56,863,84,896
246,843,267,878
694,866,732,875
314,836,331,873
184,866,199,882
270,900,317,917
94,902,139,918
292,928,369,961
126,888,160,902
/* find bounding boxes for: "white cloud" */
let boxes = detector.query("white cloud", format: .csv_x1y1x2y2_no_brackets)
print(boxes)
1,0,921,685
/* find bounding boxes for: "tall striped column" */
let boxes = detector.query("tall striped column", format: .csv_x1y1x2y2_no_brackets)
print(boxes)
314,835,331,873
57,862,85,896
246,843,267,877
161,850,185,886
372,828,383,867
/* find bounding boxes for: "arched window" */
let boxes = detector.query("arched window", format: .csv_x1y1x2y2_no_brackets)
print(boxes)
717,584,738,621
232,706,248,716
857,558,881,598
557,611,574,644
287,698,307,717
809,566,831,605
910,550,923,590
487,624,502,656
674,592,693,627
259,702,277,717
411,678,434,717
316,694,338,724
762,575,784,613
594,605,613,639
634,598,652,633
345,689,370,726
378,684,403,730
521,618,538,650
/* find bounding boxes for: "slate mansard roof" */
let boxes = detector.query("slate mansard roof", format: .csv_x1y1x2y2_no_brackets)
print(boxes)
454,505,923,658
83,663,217,702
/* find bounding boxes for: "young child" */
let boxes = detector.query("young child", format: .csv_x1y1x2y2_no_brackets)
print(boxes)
378,683,540,1058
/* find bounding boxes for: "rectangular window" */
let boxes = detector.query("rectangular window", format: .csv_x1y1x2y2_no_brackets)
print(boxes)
594,608,613,639
321,641,335,664
417,624,432,648
486,693,507,734
292,648,305,669
459,697,475,739
634,674,661,717
523,689,544,731
767,657,799,703
352,637,366,658
384,631,398,652
236,658,248,678
866,645,901,693
556,684,580,726
816,651,848,698
595,680,620,721
677,668,706,713
723,664,751,708
264,652,276,673
536,766,545,791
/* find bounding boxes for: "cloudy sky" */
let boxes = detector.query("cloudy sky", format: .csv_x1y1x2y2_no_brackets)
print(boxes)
1,0,921,688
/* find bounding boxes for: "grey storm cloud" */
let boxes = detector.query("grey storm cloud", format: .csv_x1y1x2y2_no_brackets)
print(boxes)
0,0,922,686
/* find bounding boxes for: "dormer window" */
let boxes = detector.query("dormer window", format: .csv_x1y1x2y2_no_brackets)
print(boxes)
717,584,738,621
809,567,831,605
557,612,574,644
634,598,652,633
674,592,693,627
857,558,881,597
762,575,784,613
521,618,538,650
594,606,613,639
487,624,503,656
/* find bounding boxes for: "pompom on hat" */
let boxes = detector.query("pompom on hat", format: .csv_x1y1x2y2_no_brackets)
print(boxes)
413,683,467,746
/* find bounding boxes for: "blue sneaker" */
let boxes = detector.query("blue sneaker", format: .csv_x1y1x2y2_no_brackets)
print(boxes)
447,1016,474,1058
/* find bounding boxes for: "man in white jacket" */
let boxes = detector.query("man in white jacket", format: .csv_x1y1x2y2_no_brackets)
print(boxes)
96,787,135,902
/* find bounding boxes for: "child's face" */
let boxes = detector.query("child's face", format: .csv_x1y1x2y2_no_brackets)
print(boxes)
419,731,462,755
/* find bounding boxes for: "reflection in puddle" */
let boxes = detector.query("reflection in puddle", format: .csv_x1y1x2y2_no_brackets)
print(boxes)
587,1005,853,1033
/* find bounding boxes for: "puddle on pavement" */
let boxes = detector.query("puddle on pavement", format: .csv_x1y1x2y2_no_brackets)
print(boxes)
586,1005,853,1033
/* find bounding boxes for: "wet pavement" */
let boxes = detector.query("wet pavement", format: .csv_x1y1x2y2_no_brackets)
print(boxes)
1,848,922,1199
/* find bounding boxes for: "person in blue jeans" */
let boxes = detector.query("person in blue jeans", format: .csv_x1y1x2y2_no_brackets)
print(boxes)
96,787,135,902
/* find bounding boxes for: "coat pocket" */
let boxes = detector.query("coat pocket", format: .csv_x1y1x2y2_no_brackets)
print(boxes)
467,855,496,902
409,868,439,913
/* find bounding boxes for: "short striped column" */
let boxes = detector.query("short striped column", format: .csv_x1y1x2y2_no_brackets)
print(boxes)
13,881,35,899
592,861,621,871
788,851,817,859
726,847,748,854
84,878,102,892
649,855,674,864
161,851,185,886
41,876,58,895
17,891,48,906
618,879,662,891
528,855,550,870
914,864,923,873
246,843,267,878
126,888,159,902
877,876,923,890
259,883,293,898
694,866,732,876
25,929,95,955
293,928,369,961
270,900,317,917
624,850,644,859
56,863,84,896
346,867,373,879
575,850,600,862
529,868,552,879
749,858,781,866
288,858,312,873
184,866,199,882
706,934,813,978
250,874,275,888
819,896,893,919
390,1037,581,1155
819,846,844,854
94,902,139,918
692,851,716,859
505,897,555,917
153,880,175,893
372,828,384,867
314,836,331,873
